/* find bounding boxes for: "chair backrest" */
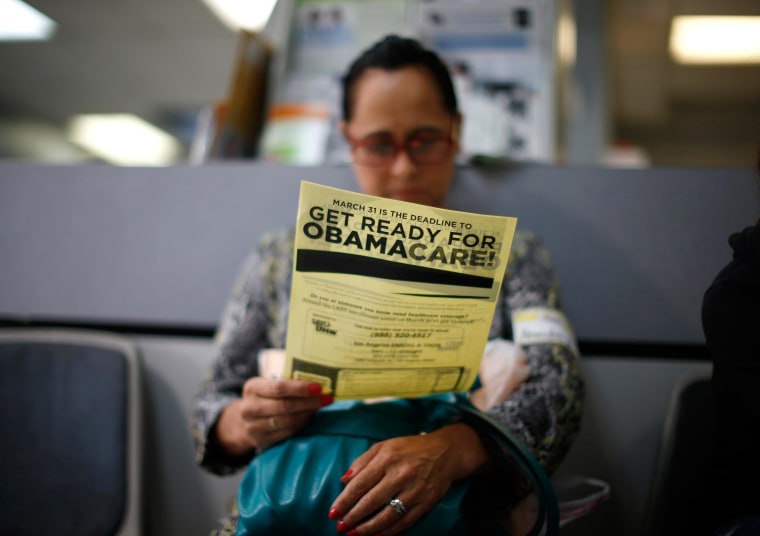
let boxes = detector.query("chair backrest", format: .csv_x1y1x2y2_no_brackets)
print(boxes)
0,328,142,536
643,367,714,536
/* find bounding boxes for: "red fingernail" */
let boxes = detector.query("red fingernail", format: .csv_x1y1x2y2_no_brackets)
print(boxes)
347,530,360,536
320,394,334,406
340,468,354,482
336,520,348,532
328,507,341,520
308,384,322,396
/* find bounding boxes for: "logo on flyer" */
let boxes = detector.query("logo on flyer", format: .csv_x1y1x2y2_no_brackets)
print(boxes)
312,318,337,336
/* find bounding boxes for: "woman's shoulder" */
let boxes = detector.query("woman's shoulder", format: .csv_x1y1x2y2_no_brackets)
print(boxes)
509,228,550,261
234,228,295,279
256,227,296,255
512,228,540,247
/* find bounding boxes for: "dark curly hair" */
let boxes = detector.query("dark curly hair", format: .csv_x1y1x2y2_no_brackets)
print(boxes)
341,34,459,122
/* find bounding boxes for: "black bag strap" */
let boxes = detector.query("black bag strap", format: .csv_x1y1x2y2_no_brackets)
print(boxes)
441,399,560,536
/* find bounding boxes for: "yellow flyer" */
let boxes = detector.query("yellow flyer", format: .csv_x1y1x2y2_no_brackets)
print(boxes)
284,181,517,400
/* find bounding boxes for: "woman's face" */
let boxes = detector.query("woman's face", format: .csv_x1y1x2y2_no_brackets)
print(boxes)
341,66,460,208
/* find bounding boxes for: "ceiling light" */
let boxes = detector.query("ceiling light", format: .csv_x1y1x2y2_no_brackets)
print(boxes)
670,16,760,64
201,0,278,32
67,114,182,166
0,0,56,41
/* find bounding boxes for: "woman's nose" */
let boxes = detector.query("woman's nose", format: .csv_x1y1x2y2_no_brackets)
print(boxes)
389,147,418,179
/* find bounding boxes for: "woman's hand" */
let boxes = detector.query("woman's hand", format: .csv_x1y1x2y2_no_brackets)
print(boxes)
215,378,333,454
328,422,490,536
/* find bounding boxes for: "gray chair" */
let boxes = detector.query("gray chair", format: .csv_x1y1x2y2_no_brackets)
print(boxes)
643,367,714,536
0,329,143,536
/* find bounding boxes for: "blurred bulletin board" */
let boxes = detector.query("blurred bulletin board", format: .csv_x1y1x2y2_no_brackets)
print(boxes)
265,0,557,163
415,1,550,85
262,0,413,164
414,0,557,161
287,0,412,76
275,0,414,117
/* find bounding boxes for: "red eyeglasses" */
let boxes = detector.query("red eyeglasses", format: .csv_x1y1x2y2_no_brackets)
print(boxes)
346,122,454,167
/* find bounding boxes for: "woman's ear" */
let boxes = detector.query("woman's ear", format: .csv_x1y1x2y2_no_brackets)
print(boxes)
338,120,348,140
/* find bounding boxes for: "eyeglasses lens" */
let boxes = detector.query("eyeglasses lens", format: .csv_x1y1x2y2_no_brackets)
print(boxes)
353,134,450,167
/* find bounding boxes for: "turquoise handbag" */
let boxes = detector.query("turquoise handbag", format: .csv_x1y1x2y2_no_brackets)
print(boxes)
235,394,558,536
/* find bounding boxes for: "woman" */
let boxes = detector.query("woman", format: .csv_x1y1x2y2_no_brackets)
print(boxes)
192,34,583,536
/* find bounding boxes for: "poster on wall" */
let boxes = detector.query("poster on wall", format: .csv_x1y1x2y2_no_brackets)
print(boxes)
289,0,413,76
289,2,360,74
415,0,555,162
415,0,549,84
279,0,557,163
279,0,414,164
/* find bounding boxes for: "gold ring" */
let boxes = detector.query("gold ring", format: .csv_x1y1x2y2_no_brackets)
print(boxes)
269,416,279,432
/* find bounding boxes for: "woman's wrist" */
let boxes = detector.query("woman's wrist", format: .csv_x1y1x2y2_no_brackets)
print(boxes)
432,422,491,480
215,399,256,456
469,387,488,411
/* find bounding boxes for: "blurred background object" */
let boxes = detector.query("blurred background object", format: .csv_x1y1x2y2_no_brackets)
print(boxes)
0,0,757,168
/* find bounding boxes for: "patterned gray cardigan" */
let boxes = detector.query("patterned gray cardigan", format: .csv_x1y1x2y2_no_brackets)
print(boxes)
191,228,584,476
